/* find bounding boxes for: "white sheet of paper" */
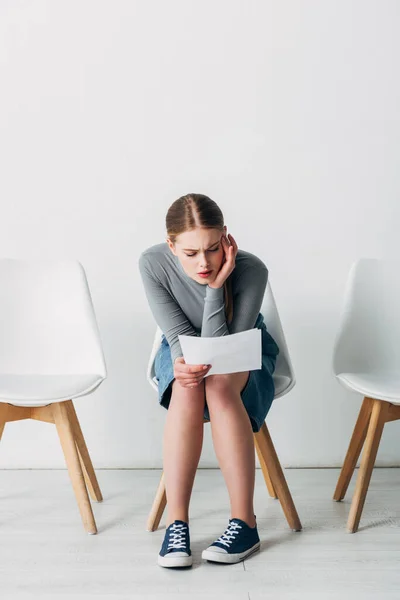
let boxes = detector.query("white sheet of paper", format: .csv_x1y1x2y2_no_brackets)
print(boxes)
178,328,261,376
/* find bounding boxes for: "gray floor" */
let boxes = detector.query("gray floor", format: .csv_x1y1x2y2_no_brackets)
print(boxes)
0,468,399,599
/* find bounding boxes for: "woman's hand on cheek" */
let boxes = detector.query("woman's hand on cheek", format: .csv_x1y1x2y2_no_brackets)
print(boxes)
209,233,238,289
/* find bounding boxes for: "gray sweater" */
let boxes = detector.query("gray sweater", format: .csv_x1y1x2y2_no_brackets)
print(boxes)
139,243,268,363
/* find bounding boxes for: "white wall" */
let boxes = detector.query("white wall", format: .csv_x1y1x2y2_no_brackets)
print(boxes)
0,0,399,468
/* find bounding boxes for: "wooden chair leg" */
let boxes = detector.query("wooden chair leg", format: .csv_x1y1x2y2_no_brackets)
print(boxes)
347,398,388,533
333,396,373,501
254,422,302,531
254,438,277,498
147,471,167,532
66,401,103,502
0,403,8,439
52,401,97,535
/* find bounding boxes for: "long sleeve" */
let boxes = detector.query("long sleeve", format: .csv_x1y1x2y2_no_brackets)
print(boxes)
139,254,198,363
201,265,268,337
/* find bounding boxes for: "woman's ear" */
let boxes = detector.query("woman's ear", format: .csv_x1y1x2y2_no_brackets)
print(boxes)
166,238,177,255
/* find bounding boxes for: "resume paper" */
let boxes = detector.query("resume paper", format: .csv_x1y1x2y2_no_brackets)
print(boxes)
178,328,261,376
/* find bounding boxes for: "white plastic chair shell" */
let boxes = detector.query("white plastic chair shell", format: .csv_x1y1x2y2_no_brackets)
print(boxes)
0,259,107,407
333,258,400,404
146,280,295,400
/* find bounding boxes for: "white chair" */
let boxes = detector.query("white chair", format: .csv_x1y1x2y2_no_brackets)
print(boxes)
333,258,400,532
0,259,107,534
146,280,302,533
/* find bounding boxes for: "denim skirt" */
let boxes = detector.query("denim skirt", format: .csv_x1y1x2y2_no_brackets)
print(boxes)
154,313,280,433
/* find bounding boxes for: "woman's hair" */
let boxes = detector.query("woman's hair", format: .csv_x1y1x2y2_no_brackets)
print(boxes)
166,193,233,323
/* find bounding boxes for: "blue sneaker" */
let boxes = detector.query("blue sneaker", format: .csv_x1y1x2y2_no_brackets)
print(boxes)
158,520,192,568
201,517,260,564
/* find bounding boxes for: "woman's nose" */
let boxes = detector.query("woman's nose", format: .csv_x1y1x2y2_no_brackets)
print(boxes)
199,254,209,267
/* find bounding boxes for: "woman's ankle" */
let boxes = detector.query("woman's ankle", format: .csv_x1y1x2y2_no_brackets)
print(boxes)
231,513,256,528
166,514,189,528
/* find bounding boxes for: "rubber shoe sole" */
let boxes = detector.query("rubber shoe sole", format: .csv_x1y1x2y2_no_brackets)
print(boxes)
158,552,193,568
201,541,260,564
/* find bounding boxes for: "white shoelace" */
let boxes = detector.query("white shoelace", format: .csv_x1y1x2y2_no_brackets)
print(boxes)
167,523,188,550
215,521,242,548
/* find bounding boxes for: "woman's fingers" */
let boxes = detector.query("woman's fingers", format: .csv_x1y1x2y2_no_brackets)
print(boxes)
177,373,209,385
178,377,205,388
175,364,209,377
175,364,211,387
177,373,206,383
228,234,238,254
228,235,238,257
174,367,210,388
223,235,237,267
173,359,211,388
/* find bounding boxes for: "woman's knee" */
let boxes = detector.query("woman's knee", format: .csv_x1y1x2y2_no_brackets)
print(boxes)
204,374,237,401
170,379,206,412
205,372,249,402
206,372,249,391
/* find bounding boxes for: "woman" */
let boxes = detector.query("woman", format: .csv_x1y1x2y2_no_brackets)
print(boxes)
139,194,279,568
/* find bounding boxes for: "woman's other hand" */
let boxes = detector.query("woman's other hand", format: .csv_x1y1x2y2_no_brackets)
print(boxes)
173,357,211,388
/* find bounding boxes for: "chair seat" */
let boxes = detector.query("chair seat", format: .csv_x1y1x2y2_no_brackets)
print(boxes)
336,372,400,404
274,375,292,398
0,374,104,406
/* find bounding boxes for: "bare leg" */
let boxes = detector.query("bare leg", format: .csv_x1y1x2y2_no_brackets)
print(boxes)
205,372,256,528
163,379,206,528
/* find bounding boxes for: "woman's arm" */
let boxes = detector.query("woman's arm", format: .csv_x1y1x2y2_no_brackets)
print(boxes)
201,265,268,337
139,254,198,363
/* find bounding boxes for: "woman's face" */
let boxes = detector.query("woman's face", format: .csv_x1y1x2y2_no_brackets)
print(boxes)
167,226,227,285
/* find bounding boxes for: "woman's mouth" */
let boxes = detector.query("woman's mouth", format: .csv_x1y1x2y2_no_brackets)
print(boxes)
198,270,212,278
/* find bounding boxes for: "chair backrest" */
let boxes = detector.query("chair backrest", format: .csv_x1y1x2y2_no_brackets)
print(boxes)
147,280,295,399
260,282,296,398
0,259,107,376
333,258,400,376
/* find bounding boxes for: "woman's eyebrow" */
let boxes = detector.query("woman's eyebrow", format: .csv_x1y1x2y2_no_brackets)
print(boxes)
183,241,220,251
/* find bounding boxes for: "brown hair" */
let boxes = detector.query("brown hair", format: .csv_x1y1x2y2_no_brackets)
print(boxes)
166,193,233,323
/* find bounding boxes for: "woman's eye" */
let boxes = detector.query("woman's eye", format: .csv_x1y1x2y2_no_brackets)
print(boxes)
184,247,219,258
